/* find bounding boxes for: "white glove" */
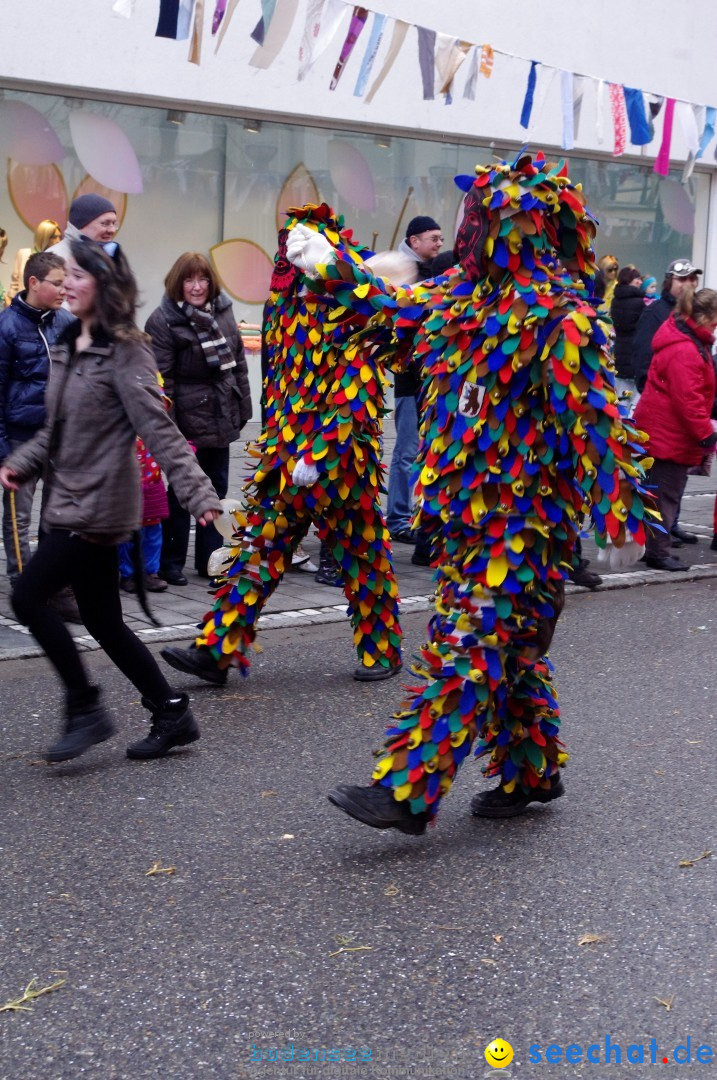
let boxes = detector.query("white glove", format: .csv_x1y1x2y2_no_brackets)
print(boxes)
285,224,335,278
605,540,645,570
215,498,243,542
207,546,237,577
292,459,320,487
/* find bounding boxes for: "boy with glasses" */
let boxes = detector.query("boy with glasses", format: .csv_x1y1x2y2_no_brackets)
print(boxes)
0,252,75,584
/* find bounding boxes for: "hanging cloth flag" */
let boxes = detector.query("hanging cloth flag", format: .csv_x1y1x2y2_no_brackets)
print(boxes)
417,27,436,100
519,60,538,130
112,0,135,17
560,70,574,150
623,87,651,146
436,36,471,98
462,46,479,100
595,79,606,145
251,0,278,45
698,106,716,158
654,97,676,176
364,19,409,104
156,0,180,37
212,0,226,34
298,0,345,81
535,65,557,119
249,0,298,68
353,11,387,97
179,0,197,39
330,6,369,90
608,83,627,155
679,103,703,182
188,0,204,62
479,44,494,78
214,0,239,48
573,74,586,142
645,94,664,141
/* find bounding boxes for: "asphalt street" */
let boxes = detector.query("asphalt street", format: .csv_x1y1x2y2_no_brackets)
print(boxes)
1,580,716,1079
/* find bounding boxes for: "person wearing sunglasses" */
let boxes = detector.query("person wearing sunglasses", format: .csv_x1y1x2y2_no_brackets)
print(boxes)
0,240,222,764
598,254,619,310
633,258,703,546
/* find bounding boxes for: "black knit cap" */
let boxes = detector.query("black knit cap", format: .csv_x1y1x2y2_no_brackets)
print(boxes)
406,215,440,238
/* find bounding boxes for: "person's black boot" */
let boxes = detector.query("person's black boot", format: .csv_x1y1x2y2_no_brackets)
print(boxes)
315,541,343,587
470,774,565,818
670,525,698,546
568,558,602,589
353,660,402,682
46,686,116,763
126,693,199,759
328,783,429,835
160,643,228,686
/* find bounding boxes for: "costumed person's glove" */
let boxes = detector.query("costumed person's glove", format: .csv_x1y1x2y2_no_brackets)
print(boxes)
215,498,243,542
292,459,320,487
596,538,645,569
285,224,335,278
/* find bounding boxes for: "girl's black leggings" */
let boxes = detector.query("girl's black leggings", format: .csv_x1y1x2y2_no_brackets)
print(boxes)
12,529,174,706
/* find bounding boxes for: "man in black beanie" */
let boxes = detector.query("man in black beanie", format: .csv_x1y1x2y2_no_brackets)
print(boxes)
49,194,118,261
399,215,443,277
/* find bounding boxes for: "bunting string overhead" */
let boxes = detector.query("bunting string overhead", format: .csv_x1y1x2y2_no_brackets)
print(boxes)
144,0,716,174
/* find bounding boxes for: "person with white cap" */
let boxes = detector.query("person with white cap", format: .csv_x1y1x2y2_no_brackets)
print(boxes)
48,194,118,262
633,257,703,546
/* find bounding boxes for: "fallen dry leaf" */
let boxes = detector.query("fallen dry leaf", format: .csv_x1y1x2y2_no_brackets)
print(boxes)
0,978,65,1013
145,861,176,877
384,884,401,897
480,958,497,966
678,850,712,869
493,934,503,943
578,932,608,946
655,995,675,1011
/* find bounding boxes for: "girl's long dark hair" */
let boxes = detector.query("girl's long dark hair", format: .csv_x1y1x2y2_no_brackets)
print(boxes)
69,239,145,343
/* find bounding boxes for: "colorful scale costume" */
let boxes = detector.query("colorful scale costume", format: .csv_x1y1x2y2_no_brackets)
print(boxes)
196,204,403,676
309,152,654,821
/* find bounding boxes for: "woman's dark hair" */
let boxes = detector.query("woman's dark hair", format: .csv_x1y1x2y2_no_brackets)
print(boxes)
677,285,717,324
592,268,606,301
164,252,221,304
69,239,144,342
617,265,641,286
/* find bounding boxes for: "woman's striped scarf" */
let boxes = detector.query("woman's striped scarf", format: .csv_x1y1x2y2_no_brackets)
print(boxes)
179,301,236,370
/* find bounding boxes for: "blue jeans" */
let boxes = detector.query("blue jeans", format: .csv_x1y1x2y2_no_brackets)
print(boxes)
118,523,163,579
386,395,419,534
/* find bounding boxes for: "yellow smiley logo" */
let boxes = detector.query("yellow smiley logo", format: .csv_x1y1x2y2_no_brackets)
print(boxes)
484,1039,514,1068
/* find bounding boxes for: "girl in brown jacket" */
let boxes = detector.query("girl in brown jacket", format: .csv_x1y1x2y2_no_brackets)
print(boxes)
0,240,222,764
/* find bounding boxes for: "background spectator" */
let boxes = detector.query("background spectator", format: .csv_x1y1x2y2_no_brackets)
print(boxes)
145,252,252,584
610,264,644,409
6,220,62,303
633,287,717,571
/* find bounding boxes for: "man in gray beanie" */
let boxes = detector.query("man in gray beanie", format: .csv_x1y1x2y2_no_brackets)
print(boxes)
49,194,118,261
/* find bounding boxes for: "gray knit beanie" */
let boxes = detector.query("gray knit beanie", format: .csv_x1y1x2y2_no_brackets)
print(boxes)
69,194,116,230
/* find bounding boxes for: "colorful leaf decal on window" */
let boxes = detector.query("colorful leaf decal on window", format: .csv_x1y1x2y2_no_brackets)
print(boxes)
69,112,143,194
7,161,68,230
275,163,319,230
71,177,128,229
328,139,377,212
210,239,273,304
0,101,64,166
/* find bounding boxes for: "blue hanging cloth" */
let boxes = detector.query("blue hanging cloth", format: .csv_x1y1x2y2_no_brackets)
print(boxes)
520,61,539,129
623,87,652,145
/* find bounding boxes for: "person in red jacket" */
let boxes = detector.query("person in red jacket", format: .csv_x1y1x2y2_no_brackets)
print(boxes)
633,287,717,571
